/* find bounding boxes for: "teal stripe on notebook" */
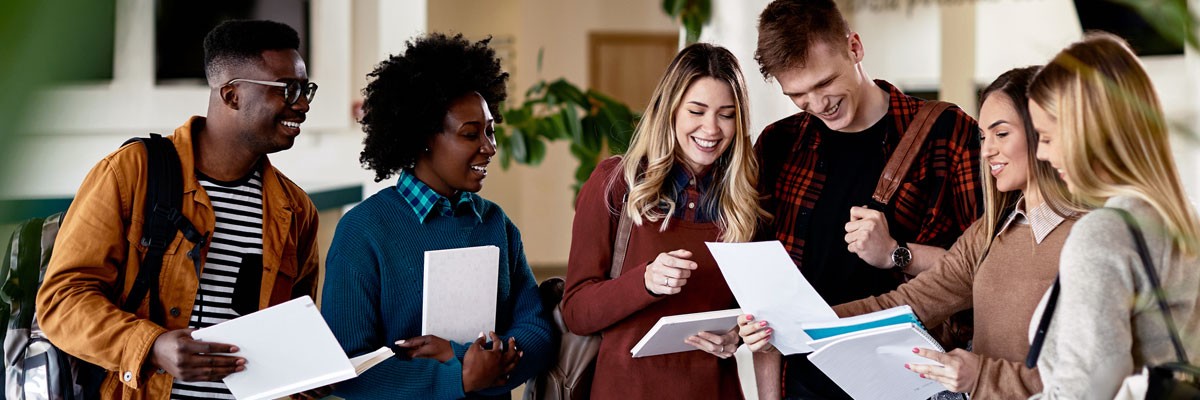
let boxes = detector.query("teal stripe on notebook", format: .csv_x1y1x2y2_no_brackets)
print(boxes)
804,313,921,340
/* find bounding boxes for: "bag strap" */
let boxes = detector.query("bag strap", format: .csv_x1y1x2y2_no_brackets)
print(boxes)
1111,208,1190,363
120,134,205,325
871,100,953,208
609,197,634,279
1025,277,1059,368
1026,207,1193,368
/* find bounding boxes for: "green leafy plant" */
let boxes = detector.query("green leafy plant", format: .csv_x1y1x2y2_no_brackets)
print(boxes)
662,0,712,45
494,69,638,193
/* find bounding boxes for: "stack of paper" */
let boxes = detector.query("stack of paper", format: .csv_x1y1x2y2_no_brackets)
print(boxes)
630,308,741,358
801,306,945,400
422,245,499,344
191,296,393,400
705,241,837,354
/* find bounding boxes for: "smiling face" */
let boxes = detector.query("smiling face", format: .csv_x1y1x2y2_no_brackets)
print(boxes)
1029,99,1071,192
979,93,1031,194
414,92,496,196
774,36,873,132
673,77,737,175
233,49,310,155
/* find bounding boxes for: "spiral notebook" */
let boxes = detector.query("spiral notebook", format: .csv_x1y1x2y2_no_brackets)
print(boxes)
806,321,945,400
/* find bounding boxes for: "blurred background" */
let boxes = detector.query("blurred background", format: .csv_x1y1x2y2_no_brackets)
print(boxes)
0,0,1196,314
0,0,1195,397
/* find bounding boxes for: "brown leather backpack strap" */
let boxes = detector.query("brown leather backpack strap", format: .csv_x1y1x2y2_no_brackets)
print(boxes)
609,202,634,279
871,100,954,206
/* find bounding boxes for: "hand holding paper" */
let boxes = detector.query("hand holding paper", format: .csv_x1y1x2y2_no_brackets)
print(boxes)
150,329,245,382
706,241,837,354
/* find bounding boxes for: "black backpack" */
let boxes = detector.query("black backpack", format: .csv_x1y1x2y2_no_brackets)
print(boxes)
1,134,205,399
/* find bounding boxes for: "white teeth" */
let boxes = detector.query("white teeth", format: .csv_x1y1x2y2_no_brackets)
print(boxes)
820,102,840,116
693,137,718,149
282,121,301,128
990,164,1005,171
470,165,487,174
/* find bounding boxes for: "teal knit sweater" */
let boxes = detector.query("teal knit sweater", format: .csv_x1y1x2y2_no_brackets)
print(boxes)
321,187,554,399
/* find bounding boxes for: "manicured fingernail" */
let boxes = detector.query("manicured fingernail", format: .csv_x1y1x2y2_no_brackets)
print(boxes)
920,373,926,379
746,315,754,321
395,340,405,345
229,346,239,352
765,328,773,334
912,347,919,353
904,363,910,369
479,331,486,339
759,321,767,327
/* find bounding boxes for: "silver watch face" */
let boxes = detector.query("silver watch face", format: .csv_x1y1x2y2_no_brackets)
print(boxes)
892,246,912,268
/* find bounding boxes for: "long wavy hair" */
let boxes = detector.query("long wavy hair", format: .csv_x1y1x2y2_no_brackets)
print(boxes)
977,66,1087,256
615,43,767,242
1029,32,1200,258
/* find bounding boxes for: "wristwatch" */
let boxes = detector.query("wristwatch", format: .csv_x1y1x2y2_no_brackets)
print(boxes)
891,240,913,272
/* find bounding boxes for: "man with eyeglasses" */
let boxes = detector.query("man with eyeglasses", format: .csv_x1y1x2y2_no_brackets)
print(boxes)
37,20,322,400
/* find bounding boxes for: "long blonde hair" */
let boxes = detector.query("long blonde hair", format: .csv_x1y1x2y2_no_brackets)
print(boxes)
977,66,1087,253
1029,32,1200,258
616,43,767,242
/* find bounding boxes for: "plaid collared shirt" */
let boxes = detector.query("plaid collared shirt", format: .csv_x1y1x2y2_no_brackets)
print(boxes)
755,80,982,268
395,170,481,223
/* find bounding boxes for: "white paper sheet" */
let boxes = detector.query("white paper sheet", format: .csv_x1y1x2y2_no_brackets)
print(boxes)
705,241,837,354
422,245,500,344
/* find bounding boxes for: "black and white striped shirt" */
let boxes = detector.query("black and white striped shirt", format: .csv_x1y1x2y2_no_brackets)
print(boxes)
171,170,264,400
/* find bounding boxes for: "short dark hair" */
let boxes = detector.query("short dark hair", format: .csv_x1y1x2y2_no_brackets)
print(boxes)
755,0,851,79
359,33,509,182
203,20,301,84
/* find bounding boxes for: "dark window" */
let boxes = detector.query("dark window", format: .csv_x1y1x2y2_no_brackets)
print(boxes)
155,0,311,84
1074,0,1184,56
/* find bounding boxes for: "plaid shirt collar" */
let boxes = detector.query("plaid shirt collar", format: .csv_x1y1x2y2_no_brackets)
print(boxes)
668,164,717,222
395,170,481,224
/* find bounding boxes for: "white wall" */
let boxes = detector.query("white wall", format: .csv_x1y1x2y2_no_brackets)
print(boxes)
4,0,389,200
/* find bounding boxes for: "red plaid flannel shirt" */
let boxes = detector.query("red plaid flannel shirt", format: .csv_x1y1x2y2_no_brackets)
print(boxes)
755,80,982,267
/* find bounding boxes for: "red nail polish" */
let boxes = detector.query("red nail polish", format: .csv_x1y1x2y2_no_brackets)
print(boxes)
759,321,767,327
765,328,773,334
912,347,919,353
920,373,926,379
904,364,910,369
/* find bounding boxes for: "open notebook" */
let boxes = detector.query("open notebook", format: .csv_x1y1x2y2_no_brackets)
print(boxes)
630,308,741,358
191,296,392,400
802,307,945,400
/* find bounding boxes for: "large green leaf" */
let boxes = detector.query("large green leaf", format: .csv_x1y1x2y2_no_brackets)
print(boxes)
547,79,589,108
526,133,547,166
562,106,582,144
508,126,528,164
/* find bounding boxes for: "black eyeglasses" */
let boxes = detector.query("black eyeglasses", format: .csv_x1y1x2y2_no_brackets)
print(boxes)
225,78,318,105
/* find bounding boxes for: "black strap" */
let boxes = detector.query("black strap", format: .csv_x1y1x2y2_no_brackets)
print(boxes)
1025,277,1059,368
119,134,205,325
1112,208,1190,363
1025,207,1191,368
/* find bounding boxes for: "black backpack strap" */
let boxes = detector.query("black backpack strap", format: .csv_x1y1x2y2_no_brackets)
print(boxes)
119,134,205,326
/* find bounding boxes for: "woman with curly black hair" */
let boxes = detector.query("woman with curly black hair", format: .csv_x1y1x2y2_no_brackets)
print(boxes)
321,33,554,399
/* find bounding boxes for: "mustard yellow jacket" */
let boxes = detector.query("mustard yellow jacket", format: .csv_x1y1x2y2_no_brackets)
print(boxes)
36,116,321,400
